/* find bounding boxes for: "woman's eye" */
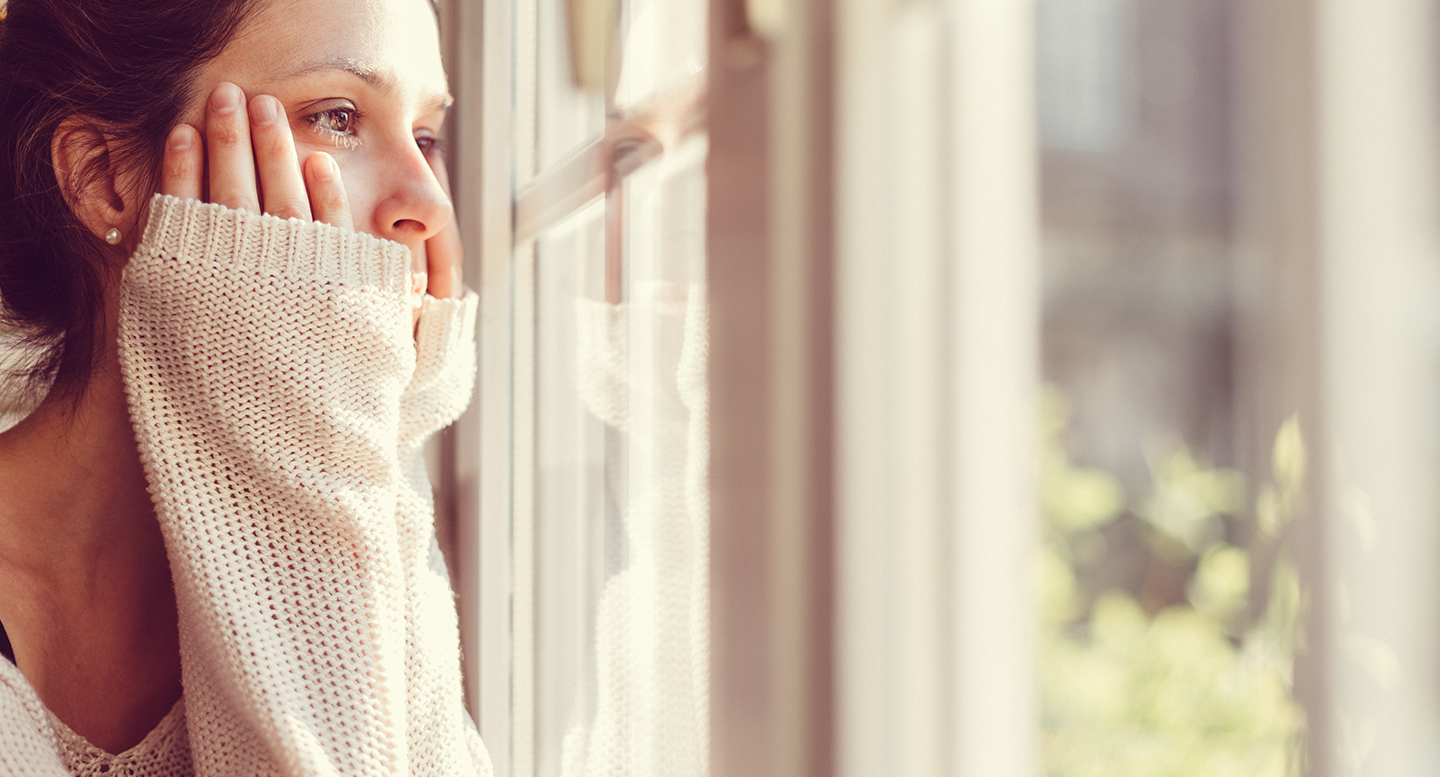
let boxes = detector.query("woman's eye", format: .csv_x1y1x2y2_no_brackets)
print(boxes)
304,106,361,148
416,135,445,159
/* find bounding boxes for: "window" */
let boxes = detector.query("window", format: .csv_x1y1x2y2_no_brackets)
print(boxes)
438,0,709,774
439,0,1440,774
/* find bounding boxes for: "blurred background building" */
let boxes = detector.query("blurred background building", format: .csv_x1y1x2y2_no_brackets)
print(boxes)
1039,0,1236,488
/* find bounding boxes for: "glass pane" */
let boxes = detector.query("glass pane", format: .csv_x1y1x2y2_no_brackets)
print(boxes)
613,0,707,111
533,135,710,777
534,199,608,777
537,0,607,172
1035,0,1303,773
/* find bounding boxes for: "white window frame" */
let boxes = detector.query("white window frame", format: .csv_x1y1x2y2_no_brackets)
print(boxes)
436,0,517,774
439,2,711,776
438,0,1045,774
438,0,1440,773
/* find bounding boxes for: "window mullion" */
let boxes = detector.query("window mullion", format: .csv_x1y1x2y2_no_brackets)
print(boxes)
516,75,709,243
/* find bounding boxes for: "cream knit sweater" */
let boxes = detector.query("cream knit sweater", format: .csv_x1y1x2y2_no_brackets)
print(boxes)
0,196,493,777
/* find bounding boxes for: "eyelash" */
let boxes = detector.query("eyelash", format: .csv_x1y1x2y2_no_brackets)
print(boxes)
304,107,363,150
416,135,446,159
302,106,447,159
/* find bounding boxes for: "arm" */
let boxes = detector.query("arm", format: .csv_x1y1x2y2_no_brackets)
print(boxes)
118,83,490,776
121,194,418,774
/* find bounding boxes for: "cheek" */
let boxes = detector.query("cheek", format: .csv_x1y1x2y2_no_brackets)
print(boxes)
326,153,382,236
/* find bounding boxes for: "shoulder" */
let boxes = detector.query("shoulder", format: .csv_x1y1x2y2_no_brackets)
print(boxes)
0,659,70,776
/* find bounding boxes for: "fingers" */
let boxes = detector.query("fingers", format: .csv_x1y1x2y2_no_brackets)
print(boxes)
205,82,260,214
423,159,463,298
201,83,351,230
160,124,203,201
424,220,464,299
248,95,311,221
304,152,353,231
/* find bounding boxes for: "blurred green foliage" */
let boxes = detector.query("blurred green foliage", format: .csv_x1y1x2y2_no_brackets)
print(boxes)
1040,387,1304,777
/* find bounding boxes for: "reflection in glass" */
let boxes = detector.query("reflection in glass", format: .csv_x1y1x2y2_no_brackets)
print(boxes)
537,0,606,171
612,0,706,111
533,138,709,777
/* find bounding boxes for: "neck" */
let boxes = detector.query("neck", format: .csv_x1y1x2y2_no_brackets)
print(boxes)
0,348,156,582
0,338,181,754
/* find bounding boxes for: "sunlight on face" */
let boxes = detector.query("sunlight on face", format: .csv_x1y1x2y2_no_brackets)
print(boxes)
183,0,453,261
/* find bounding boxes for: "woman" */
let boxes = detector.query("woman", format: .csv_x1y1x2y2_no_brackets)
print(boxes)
0,0,492,773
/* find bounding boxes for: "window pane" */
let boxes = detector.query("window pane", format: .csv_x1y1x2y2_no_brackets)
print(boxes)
532,135,709,777
1036,0,1303,773
536,0,606,172
607,134,710,776
534,198,607,777
613,0,707,111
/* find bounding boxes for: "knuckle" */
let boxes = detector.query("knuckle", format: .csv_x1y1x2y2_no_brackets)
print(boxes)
210,123,243,146
165,155,192,181
322,187,348,215
269,202,307,220
260,131,293,159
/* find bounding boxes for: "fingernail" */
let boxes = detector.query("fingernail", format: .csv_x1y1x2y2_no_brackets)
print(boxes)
249,95,277,125
313,153,336,182
168,125,194,151
210,83,242,113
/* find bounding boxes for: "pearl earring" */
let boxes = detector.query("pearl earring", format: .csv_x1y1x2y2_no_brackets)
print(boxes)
104,227,122,246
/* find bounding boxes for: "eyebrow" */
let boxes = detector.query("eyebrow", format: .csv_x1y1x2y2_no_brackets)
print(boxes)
426,93,457,114
288,58,397,92
284,58,455,113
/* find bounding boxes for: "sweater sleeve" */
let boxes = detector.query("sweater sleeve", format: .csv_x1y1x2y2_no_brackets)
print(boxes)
118,195,490,777
401,292,478,460
394,292,489,777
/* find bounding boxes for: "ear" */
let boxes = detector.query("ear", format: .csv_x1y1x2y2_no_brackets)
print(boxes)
51,118,129,245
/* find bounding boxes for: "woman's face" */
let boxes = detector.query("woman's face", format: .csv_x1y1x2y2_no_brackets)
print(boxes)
176,0,453,264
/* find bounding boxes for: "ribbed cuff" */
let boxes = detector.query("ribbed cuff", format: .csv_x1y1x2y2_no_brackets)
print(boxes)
137,195,414,295
414,290,479,381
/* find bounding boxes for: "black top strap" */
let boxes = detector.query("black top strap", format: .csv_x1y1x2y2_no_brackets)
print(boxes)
0,619,13,664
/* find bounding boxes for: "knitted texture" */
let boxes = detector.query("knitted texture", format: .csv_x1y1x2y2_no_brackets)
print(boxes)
561,286,709,777
0,196,491,776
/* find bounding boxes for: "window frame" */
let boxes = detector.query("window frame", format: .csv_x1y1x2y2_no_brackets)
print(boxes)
436,0,517,774
439,0,712,774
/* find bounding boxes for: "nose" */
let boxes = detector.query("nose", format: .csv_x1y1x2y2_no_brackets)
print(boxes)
372,146,453,248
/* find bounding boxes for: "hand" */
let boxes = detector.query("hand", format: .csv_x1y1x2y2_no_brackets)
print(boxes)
161,82,462,319
161,82,352,229
422,155,464,300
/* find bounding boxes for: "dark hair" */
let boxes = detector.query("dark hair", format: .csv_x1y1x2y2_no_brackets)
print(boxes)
0,0,259,404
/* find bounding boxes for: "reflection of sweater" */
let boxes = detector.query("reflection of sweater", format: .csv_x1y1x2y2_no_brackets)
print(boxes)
0,196,493,777
559,288,710,777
